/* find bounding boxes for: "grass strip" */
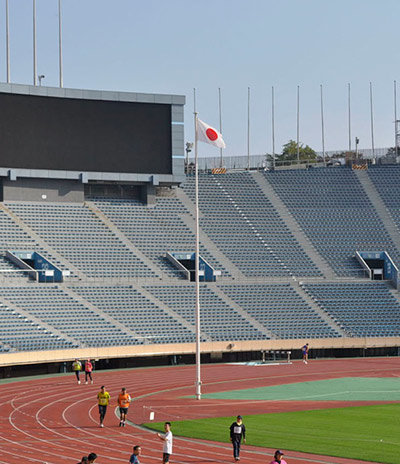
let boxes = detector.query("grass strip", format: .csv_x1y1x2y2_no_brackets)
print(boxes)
144,403,400,464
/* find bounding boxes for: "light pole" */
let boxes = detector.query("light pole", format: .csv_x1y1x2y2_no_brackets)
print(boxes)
38,74,45,86
395,120,400,160
185,142,193,171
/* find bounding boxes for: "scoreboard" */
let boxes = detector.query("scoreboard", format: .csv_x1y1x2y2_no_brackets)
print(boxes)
0,84,185,182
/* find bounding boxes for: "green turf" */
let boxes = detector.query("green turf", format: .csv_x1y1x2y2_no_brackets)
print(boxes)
200,377,400,401
144,403,400,464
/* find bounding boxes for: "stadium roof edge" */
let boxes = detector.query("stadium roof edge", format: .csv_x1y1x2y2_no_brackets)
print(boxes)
0,82,186,106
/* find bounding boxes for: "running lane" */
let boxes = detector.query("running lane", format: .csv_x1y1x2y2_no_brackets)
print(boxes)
0,357,397,464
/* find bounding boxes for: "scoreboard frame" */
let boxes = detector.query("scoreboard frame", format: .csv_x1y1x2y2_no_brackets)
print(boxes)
0,83,185,187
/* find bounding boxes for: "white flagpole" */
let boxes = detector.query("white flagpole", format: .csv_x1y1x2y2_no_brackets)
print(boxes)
271,86,275,169
33,0,37,86
218,88,223,167
348,83,351,151
6,0,10,83
58,0,63,88
394,80,398,158
193,88,201,400
369,82,375,158
247,86,250,170
194,109,201,401
296,85,300,165
320,84,326,167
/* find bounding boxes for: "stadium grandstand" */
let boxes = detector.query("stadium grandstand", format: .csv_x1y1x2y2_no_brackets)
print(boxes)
0,82,399,378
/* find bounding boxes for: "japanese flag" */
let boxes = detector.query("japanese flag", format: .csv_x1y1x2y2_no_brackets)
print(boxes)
196,118,226,149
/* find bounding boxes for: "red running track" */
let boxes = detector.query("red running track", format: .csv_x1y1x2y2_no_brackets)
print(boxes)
0,357,398,464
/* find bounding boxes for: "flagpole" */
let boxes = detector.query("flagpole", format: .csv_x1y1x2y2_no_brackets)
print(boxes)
271,86,275,169
320,84,326,167
33,0,37,86
296,85,300,165
218,88,223,168
394,80,398,159
247,86,250,170
348,83,351,151
369,82,375,158
6,0,10,83
58,0,63,88
194,108,201,401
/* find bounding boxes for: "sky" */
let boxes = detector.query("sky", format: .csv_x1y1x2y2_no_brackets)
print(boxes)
1,0,399,158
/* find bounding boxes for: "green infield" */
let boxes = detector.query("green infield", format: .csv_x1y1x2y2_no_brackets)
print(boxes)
144,403,400,464
200,377,400,401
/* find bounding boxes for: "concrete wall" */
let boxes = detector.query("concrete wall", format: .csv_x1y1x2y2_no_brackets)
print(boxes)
2,178,84,202
0,336,399,367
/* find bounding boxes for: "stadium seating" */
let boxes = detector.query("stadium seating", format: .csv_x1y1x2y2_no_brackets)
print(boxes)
302,282,400,337
0,208,60,282
0,286,140,347
89,196,229,278
0,301,76,351
0,166,400,353
7,202,156,280
146,284,266,341
74,285,196,343
264,168,400,276
367,165,400,209
182,172,322,277
367,165,400,231
219,283,341,339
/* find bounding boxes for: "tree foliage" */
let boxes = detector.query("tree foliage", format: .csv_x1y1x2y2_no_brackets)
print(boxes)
277,140,317,162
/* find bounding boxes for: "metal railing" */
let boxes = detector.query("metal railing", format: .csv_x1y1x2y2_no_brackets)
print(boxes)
194,147,396,171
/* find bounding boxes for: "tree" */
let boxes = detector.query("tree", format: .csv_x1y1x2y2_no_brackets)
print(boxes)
385,147,399,157
277,140,317,162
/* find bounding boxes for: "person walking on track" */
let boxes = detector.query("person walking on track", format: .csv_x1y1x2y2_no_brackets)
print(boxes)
97,385,110,427
118,387,132,427
157,421,173,463
270,450,287,464
72,359,82,384
302,343,309,364
230,415,246,461
85,358,94,384
129,445,142,464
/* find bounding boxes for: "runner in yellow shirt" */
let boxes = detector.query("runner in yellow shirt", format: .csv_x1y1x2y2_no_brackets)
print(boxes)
97,385,110,428
72,359,82,384
117,387,132,427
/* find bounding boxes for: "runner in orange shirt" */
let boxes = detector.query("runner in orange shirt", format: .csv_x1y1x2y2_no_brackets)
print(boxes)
117,387,131,427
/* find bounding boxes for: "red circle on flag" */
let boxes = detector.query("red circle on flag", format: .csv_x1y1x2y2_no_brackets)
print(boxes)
206,128,218,141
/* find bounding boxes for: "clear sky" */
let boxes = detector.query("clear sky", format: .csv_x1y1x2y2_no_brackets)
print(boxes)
1,0,399,157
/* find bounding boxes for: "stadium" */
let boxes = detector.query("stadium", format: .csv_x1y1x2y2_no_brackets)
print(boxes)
0,81,399,464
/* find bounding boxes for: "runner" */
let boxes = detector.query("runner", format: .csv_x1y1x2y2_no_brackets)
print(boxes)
302,343,309,364
270,450,288,464
129,445,142,464
87,452,98,463
157,422,173,463
72,359,82,384
85,358,94,384
97,385,110,427
118,387,132,427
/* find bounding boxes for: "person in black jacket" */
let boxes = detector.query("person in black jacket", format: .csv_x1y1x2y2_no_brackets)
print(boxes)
229,415,246,461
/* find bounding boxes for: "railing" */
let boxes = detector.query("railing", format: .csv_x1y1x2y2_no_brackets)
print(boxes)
193,147,395,172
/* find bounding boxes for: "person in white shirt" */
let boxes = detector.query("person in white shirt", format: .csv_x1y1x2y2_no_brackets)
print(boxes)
157,421,173,463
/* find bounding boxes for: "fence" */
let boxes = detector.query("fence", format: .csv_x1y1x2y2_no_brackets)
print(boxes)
194,147,394,171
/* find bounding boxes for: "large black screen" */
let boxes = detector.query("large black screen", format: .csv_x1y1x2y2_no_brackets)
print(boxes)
0,92,172,174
